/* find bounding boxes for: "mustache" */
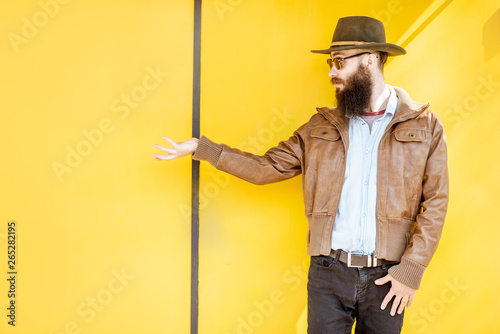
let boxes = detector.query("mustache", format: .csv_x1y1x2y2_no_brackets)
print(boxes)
330,78,343,85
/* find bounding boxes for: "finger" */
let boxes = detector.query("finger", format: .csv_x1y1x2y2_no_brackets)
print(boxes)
407,294,414,308
162,136,177,147
153,153,176,160
154,144,176,154
380,290,394,310
375,274,390,285
390,296,401,316
397,296,407,314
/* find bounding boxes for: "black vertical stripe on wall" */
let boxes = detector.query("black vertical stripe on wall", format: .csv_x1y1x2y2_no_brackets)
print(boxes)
191,0,201,334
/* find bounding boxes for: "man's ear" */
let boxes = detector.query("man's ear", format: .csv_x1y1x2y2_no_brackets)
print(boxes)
366,53,378,69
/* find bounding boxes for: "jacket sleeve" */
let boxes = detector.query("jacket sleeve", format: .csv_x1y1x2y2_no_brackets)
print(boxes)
388,112,449,289
192,123,307,185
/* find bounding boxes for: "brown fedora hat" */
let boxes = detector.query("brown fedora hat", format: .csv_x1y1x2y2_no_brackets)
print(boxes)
311,16,406,56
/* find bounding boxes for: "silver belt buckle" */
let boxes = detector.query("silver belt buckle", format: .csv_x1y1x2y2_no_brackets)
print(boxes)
347,252,378,268
367,255,378,267
347,252,364,268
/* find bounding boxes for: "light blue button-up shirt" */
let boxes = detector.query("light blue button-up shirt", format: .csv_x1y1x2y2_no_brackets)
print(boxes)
331,85,399,255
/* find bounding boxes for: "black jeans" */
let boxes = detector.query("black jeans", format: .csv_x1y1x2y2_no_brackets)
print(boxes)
307,255,404,334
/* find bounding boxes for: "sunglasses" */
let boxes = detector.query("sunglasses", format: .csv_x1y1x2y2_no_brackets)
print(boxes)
327,52,372,70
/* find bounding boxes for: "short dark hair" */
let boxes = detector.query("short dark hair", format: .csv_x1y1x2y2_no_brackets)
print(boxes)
377,51,389,70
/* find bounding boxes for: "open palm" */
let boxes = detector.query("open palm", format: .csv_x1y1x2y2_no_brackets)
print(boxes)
153,136,199,160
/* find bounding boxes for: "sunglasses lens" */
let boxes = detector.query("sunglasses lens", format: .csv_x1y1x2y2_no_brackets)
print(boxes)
334,59,341,70
327,58,341,70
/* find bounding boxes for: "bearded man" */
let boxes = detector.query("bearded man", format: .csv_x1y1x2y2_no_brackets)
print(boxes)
154,16,449,334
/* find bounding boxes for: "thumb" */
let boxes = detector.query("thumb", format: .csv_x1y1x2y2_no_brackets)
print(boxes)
374,274,391,286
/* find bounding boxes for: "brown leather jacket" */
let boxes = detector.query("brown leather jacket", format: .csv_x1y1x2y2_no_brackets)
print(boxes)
193,87,449,289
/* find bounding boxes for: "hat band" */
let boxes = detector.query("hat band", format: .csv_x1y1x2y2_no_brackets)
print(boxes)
330,41,377,47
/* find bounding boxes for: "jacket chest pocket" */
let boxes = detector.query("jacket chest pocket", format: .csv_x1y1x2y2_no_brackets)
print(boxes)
310,126,341,141
392,128,431,160
393,128,430,143
391,128,432,192
309,126,345,173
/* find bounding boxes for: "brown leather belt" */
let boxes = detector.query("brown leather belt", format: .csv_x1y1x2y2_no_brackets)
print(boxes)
329,249,399,268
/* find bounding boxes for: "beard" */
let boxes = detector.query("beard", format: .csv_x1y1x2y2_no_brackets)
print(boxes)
333,63,373,118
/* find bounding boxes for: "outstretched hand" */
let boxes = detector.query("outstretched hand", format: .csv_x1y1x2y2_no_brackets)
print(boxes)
153,136,199,161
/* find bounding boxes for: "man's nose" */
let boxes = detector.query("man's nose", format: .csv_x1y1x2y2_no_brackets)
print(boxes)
328,67,338,78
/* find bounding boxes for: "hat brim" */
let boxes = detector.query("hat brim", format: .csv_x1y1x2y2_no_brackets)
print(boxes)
311,43,406,56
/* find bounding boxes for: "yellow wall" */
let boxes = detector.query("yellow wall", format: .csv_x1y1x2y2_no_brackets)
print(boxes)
1,0,499,333
1,1,193,333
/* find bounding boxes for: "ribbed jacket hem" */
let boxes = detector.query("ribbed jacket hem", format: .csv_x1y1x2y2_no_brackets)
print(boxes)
388,256,426,290
192,136,223,167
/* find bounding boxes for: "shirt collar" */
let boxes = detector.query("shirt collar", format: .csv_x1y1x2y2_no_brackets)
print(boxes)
385,84,398,116
346,84,398,120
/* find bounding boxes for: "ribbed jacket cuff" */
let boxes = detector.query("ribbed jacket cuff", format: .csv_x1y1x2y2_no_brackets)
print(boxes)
388,256,426,290
192,136,223,167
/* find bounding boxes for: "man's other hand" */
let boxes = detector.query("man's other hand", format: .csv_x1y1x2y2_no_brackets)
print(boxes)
153,136,199,161
375,274,416,316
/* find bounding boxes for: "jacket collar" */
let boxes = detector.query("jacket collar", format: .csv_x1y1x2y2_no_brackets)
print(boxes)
390,86,430,123
316,86,430,134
